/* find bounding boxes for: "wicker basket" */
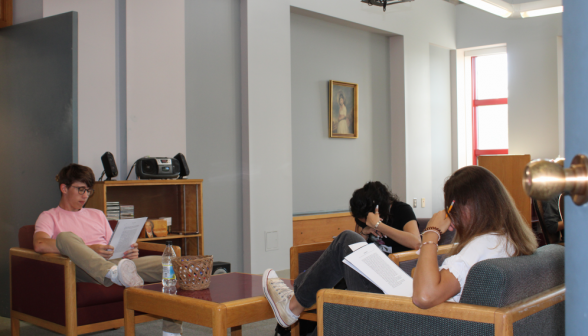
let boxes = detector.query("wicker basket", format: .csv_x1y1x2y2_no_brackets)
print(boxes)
171,255,213,291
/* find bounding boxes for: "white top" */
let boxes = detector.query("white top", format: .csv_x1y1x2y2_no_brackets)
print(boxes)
439,234,515,302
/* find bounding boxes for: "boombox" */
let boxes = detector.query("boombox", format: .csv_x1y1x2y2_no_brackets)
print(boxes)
135,157,180,179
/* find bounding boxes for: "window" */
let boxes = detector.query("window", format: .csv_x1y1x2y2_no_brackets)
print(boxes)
471,53,508,164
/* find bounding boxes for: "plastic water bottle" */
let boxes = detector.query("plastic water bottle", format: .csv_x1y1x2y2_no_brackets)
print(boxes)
162,241,177,289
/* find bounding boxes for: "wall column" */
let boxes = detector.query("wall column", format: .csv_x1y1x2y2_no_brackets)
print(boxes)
241,0,293,273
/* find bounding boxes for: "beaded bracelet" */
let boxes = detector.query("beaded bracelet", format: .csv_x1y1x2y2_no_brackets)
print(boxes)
421,229,440,242
426,226,443,235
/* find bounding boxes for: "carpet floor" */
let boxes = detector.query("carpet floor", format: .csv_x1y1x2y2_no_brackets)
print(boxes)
0,316,278,336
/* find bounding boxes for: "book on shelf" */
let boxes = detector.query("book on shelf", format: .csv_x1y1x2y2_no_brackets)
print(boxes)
343,242,413,297
106,201,120,220
120,205,134,219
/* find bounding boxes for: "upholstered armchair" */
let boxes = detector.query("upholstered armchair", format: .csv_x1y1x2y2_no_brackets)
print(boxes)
316,244,565,336
10,223,179,336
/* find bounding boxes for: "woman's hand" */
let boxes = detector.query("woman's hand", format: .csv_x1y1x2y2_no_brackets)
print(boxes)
360,226,383,238
365,208,383,228
426,210,453,233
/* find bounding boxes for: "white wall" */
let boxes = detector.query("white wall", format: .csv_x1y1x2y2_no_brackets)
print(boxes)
430,45,452,213
290,0,457,218
44,0,118,176
456,5,562,161
13,0,43,24
125,0,186,170
185,0,244,272
290,12,391,215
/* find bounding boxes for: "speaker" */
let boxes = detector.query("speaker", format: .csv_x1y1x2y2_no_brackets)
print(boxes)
101,152,118,180
174,153,190,178
212,261,231,275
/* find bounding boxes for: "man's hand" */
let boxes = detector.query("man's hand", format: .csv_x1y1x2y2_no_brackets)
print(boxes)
123,243,139,260
89,244,114,259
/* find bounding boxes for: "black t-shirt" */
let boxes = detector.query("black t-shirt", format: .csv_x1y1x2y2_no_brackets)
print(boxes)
380,201,417,253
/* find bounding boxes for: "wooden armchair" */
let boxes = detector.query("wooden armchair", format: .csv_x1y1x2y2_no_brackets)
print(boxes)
316,244,565,336
10,223,180,336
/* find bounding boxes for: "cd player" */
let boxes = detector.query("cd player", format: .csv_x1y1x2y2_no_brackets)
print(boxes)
135,157,180,179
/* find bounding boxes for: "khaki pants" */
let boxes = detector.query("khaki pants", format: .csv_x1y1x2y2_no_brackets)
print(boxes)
56,232,182,334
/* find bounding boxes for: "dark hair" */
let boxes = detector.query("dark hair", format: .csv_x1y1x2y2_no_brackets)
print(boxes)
445,166,537,257
350,181,399,228
56,164,95,192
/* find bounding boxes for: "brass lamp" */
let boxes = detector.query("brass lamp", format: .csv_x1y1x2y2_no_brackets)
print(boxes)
523,154,588,205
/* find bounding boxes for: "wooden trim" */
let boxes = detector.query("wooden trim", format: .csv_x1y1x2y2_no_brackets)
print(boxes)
391,243,456,263
0,0,13,28
212,304,227,336
95,179,203,187
64,261,77,335
494,285,565,336
11,311,67,334
293,212,352,221
138,241,181,256
10,248,72,266
223,296,276,327
290,242,332,278
319,289,497,323
317,289,326,336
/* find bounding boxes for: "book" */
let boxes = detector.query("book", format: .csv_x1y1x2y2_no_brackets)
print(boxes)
343,243,413,297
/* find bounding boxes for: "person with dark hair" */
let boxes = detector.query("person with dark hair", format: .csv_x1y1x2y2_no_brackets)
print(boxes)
262,166,537,334
33,163,182,336
350,181,421,253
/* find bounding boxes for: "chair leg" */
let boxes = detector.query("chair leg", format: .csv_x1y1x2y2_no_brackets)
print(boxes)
11,316,20,336
291,322,300,336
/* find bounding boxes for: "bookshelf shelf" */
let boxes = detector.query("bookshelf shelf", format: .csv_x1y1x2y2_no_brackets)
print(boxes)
86,179,204,255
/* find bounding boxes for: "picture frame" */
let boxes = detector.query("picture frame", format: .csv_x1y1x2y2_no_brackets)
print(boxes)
329,80,358,138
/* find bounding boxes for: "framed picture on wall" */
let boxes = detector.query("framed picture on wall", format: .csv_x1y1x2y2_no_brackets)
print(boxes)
329,80,358,138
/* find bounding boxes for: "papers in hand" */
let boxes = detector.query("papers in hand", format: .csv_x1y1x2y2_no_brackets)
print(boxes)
343,243,413,297
107,217,148,260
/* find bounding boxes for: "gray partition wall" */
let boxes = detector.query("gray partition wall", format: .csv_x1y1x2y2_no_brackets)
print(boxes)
0,12,78,317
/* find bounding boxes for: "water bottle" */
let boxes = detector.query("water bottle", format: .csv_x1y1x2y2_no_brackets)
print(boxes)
162,241,177,289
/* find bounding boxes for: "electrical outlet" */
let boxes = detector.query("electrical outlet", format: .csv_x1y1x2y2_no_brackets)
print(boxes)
421,198,426,208
413,198,417,208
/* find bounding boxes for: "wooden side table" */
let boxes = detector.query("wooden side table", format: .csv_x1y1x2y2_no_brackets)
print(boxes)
124,273,294,336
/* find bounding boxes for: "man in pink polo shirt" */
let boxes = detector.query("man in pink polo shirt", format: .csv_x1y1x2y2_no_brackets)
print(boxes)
34,163,182,336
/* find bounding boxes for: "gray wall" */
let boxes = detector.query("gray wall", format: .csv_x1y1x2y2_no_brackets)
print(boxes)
457,5,562,160
429,45,452,213
0,12,77,317
185,1,243,272
291,13,391,215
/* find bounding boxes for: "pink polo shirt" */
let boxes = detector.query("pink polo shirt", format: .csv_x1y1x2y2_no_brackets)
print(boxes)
35,206,113,246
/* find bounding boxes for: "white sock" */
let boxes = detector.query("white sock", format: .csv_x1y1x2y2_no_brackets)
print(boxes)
162,332,181,336
105,265,122,286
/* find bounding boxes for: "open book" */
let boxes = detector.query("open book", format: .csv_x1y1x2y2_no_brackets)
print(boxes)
343,242,413,297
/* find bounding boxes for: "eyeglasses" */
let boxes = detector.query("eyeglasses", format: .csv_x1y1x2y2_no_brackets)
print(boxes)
71,186,94,196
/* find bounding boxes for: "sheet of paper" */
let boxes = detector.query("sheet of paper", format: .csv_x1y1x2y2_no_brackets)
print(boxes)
343,243,413,297
107,217,148,260
348,242,367,251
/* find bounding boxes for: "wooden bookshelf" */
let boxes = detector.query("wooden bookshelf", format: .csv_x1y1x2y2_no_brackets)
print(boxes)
85,179,203,255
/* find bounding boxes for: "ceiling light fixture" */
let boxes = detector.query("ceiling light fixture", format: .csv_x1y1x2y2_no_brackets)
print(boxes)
361,0,415,12
520,0,563,18
460,0,513,18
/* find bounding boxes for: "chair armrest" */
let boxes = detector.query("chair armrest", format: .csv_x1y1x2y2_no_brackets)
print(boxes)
10,247,72,266
390,243,456,263
494,284,565,333
317,288,496,323
138,242,181,256
290,242,332,278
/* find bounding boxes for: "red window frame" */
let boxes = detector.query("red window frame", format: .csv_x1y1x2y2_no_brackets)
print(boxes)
471,56,508,165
